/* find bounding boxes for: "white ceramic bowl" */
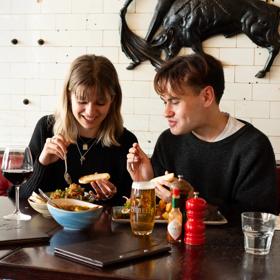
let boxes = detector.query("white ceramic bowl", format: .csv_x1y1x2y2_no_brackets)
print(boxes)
28,198,51,218
47,198,103,230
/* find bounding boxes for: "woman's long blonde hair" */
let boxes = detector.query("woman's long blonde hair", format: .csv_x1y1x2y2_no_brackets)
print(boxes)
53,54,123,146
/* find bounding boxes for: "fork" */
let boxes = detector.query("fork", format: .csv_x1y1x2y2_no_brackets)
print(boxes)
38,188,61,209
64,155,72,185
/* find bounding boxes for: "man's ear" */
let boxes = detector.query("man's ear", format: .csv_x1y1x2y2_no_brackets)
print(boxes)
200,86,216,107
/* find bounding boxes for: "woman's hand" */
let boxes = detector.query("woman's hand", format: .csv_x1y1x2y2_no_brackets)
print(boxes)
39,134,69,166
90,180,117,201
127,143,154,181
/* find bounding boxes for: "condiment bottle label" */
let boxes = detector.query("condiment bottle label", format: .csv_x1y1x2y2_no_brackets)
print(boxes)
167,220,182,240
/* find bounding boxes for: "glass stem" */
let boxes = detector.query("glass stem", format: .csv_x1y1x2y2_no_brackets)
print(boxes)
15,185,20,214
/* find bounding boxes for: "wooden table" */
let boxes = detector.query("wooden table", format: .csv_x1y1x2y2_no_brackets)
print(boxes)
0,197,279,280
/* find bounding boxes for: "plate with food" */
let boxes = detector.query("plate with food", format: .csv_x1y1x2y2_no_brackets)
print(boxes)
112,209,169,224
111,206,227,225
111,197,228,225
112,173,227,225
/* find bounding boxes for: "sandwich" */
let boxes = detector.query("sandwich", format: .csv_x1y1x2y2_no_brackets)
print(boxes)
150,173,175,183
79,172,110,184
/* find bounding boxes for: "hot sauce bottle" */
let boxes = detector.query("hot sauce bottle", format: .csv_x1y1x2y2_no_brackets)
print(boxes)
175,175,188,230
184,192,207,245
167,187,182,243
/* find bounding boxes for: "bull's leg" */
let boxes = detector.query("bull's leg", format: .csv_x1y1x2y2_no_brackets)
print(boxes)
190,40,204,54
255,46,280,78
166,38,203,59
145,0,175,42
166,43,181,59
186,29,204,54
223,27,242,38
221,23,241,38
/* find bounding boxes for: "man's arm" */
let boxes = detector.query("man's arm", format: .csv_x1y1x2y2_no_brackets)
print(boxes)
223,134,278,222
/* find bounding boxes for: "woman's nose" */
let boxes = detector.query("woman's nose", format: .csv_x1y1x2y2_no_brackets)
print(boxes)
85,102,96,115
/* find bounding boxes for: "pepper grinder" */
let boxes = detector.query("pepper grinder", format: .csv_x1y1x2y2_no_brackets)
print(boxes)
184,192,207,245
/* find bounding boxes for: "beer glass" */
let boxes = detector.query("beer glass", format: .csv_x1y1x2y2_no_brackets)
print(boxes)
130,181,156,236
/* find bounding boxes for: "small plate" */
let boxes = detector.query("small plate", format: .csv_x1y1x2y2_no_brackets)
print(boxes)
28,198,52,218
112,217,168,224
204,211,228,225
111,206,228,225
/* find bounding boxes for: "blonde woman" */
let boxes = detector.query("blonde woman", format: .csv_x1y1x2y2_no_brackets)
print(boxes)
9,54,137,205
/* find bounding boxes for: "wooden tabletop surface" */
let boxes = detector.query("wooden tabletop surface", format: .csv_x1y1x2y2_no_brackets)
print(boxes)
0,197,279,280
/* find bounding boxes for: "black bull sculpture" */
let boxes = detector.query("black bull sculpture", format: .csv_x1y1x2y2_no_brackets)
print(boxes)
120,0,280,78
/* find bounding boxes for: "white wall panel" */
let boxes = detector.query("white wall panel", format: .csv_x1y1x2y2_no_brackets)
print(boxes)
0,0,279,160
72,0,103,14
11,0,40,14
41,0,71,14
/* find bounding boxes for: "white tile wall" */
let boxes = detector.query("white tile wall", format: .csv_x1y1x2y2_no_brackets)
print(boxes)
72,0,103,14
220,48,254,66
11,0,40,14
0,0,280,160
0,1,10,14
104,0,129,14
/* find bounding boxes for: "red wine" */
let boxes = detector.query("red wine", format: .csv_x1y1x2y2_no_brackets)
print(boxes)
2,169,33,185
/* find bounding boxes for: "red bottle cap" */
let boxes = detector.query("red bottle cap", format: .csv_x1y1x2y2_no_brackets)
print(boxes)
172,187,180,197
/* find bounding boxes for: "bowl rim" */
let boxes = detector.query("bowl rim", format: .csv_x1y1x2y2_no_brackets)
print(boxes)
47,198,103,213
28,197,48,208
28,198,51,218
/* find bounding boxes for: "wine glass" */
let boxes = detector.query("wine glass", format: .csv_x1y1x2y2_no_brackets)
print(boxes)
1,146,33,220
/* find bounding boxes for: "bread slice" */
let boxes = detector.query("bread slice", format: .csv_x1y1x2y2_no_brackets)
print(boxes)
150,173,175,183
79,172,110,184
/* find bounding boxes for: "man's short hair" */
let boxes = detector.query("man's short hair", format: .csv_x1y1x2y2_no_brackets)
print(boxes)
154,53,225,104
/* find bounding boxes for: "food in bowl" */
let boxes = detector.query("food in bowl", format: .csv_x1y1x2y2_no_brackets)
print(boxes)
47,198,103,230
50,183,86,200
28,192,51,218
50,183,98,202
60,205,90,212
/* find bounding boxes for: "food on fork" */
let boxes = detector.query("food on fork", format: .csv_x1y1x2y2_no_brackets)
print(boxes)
79,172,111,184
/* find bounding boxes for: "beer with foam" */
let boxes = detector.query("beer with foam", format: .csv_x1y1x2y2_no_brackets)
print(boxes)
130,181,156,235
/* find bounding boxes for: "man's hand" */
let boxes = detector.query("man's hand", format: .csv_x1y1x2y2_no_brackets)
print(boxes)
127,143,154,181
155,174,194,203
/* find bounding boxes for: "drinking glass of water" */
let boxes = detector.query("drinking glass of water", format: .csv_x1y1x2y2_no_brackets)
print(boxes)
241,212,276,255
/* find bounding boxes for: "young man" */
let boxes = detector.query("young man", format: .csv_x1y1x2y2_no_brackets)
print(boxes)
127,53,278,223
